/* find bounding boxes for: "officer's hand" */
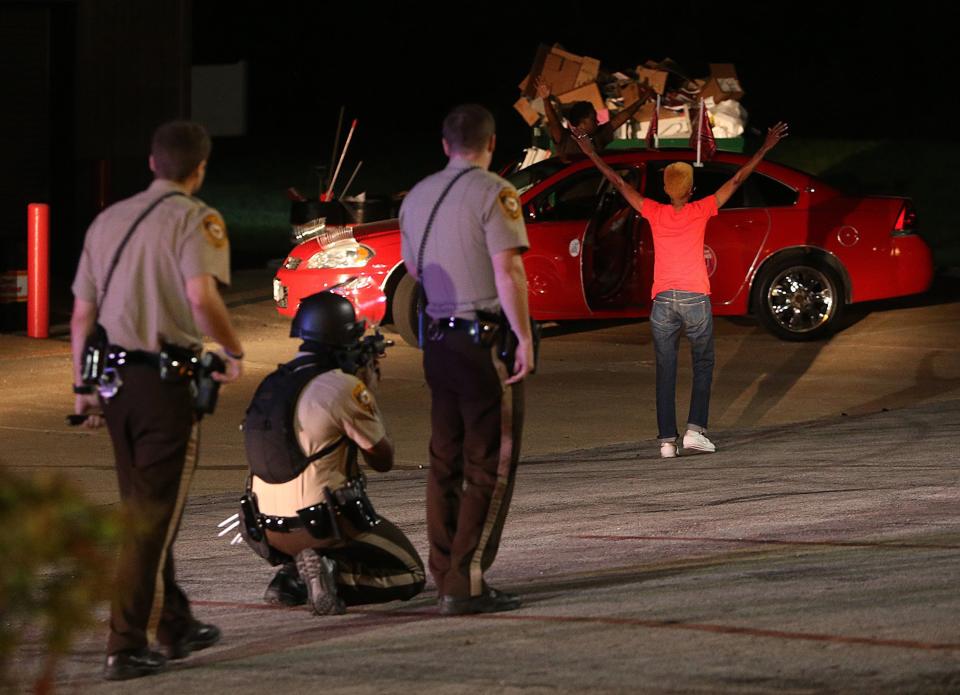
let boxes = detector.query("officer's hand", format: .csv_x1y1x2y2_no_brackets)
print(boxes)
359,359,381,391
214,353,243,384
74,393,104,429
505,339,535,385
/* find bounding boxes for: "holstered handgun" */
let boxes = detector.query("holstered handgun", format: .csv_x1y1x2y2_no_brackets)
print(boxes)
239,491,290,566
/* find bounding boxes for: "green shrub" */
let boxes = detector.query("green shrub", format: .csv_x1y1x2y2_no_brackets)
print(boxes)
0,468,118,693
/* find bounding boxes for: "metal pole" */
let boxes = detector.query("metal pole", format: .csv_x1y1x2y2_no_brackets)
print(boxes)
654,94,660,149
27,203,50,338
338,160,363,200
326,106,346,197
324,119,357,202
695,99,704,168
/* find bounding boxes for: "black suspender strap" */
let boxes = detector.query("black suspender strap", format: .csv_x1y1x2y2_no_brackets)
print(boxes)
415,166,477,282
414,166,477,346
98,191,187,306
304,435,348,464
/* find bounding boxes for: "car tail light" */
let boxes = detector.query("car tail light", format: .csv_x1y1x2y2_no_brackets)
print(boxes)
892,202,918,236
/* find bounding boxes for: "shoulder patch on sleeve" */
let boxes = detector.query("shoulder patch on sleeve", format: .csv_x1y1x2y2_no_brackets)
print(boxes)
351,382,376,416
201,212,228,249
497,188,522,221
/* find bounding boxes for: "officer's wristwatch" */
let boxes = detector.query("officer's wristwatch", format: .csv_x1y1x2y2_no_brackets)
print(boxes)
73,384,94,395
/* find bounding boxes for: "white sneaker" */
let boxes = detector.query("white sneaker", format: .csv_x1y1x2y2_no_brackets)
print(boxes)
682,430,716,454
660,442,678,458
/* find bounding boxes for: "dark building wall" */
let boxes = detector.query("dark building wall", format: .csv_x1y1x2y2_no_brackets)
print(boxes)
0,0,190,330
0,2,75,328
74,0,192,219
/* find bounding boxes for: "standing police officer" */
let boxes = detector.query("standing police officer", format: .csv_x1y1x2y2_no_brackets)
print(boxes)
399,104,534,615
70,121,244,680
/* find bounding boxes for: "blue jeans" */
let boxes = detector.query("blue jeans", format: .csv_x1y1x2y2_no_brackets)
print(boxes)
650,290,715,442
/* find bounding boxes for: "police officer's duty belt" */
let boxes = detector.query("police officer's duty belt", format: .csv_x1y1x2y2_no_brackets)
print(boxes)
258,477,379,538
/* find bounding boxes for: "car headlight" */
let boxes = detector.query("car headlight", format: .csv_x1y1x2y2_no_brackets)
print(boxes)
304,242,374,269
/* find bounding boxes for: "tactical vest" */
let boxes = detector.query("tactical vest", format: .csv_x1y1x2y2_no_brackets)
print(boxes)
243,354,347,484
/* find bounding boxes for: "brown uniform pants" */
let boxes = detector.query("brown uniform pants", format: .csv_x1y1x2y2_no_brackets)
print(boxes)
102,365,198,654
266,516,425,605
423,330,524,599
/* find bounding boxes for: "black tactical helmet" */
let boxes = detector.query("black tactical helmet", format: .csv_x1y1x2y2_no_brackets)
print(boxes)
290,290,365,347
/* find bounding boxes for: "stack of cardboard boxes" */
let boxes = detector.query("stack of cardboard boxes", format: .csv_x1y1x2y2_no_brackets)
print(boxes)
515,45,748,148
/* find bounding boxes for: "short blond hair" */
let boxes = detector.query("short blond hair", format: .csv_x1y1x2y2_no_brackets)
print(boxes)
664,162,694,199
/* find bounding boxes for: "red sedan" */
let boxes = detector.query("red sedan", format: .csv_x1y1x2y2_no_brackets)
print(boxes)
273,150,933,343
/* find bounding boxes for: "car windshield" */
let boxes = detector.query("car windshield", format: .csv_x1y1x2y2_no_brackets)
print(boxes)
505,158,567,196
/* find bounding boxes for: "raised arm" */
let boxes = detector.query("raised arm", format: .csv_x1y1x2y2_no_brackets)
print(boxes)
534,76,566,146
570,126,645,213
715,122,789,208
608,88,651,131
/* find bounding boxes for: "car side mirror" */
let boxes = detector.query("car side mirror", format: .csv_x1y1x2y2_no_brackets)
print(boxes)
525,204,537,221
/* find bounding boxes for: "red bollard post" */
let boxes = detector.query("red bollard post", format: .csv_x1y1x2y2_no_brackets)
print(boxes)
27,203,50,338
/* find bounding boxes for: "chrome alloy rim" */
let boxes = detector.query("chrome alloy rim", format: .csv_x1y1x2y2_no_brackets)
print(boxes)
766,266,835,333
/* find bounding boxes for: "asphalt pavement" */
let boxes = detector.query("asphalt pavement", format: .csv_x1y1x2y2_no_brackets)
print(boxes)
2,270,959,693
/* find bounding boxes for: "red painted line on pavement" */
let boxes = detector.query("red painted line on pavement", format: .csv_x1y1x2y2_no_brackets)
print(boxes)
192,601,960,652
572,534,960,551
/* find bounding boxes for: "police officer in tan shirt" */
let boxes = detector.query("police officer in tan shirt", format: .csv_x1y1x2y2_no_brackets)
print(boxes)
400,104,534,615
70,121,243,681
243,291,424,615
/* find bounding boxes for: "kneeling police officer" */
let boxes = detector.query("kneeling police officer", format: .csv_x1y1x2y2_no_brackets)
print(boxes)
240,290,424,614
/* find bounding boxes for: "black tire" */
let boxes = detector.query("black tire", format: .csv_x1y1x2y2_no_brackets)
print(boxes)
754,256,845,341
391,273,420,347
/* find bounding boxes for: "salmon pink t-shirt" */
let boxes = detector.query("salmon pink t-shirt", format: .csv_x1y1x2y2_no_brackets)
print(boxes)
641,196,719,298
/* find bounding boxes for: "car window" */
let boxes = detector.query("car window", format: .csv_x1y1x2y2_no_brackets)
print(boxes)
596,167,642,212
750,173,798,207
644,161,747,209
528,168,606,221
505,159,567,196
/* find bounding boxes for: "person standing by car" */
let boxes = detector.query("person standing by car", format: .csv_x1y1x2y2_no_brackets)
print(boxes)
535,76,647,160
571,121,788,457
70,120,244,680
399,104,534,615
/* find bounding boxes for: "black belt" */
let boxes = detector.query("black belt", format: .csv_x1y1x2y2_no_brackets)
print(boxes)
259,480,375,535
260,514,304,532
427,316,500,342
111,349,161,369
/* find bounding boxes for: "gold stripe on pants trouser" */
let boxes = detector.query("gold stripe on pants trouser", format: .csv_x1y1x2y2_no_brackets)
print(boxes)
146,421,200,642
469,353,515,597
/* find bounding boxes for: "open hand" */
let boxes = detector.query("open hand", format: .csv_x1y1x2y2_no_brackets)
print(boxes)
763,122,789,151
534,75,551,100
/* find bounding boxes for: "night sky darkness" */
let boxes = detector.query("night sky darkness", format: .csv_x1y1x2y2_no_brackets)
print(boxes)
193,1,955,183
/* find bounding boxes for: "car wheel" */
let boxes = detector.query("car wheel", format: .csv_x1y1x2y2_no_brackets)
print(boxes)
391,273,420,347
755,257,844,341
